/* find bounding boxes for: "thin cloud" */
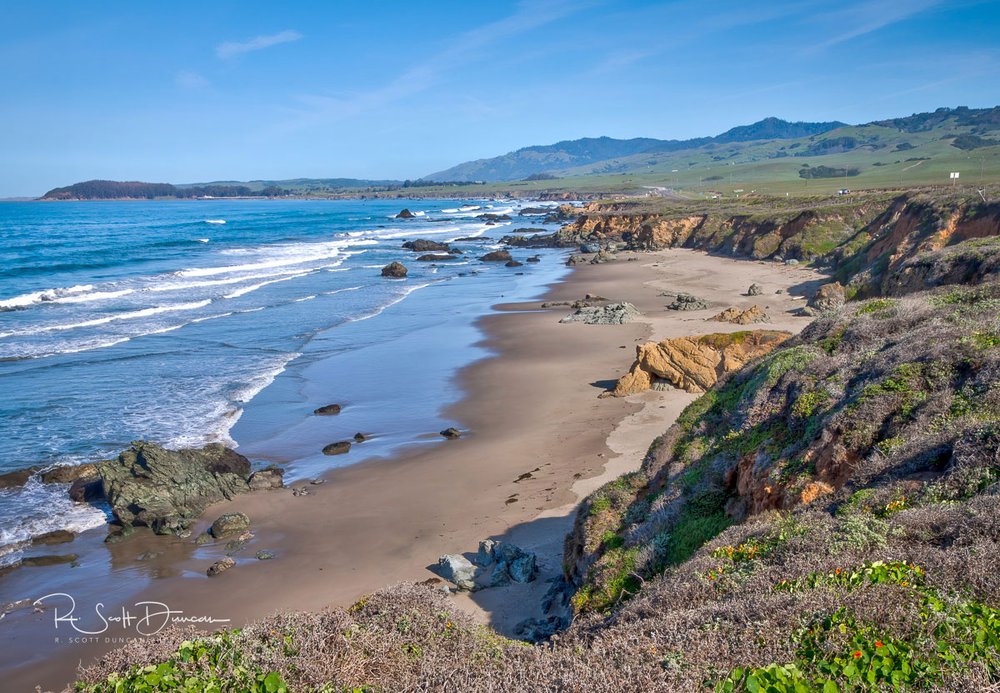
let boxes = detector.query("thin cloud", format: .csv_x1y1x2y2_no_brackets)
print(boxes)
279,0,591,130
810,0,943,52
216,29,302,59
175,70,210,89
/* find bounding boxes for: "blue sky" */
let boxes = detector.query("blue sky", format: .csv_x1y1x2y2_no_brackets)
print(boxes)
1,0,998,196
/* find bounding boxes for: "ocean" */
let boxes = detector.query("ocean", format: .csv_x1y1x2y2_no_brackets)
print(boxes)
0,198,568,565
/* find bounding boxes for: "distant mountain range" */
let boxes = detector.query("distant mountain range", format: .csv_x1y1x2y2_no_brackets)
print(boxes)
421,117,847,182
40,106,1000,198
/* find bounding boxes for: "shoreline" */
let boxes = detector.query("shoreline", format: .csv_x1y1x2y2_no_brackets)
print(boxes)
5,248,826,691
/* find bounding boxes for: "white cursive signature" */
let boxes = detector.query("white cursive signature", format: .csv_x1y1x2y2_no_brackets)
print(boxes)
33,593,231,636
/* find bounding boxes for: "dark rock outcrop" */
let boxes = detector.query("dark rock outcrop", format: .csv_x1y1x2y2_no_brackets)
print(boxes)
314,403,341,416
480,250,513,262
32,529,76,546
322,441,352,455
747,283,764,296
417,254,455,262
505,260,524,268
97,442,252,536
395,209,416,219
440,427,461,440
381,262,408,278
403,239,449,252
0,468,36,489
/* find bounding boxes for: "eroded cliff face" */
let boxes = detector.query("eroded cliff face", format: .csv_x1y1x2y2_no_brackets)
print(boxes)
566,281,1000,614
558,194,1000,299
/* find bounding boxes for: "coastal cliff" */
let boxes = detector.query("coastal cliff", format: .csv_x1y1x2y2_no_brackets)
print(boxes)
555,191,1000,300
73,199,1000,692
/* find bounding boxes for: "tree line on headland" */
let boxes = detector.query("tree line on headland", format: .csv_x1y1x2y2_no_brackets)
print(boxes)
41,180,288,200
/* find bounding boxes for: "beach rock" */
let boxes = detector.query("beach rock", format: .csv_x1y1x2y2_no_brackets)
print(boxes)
566,255,588,266
353,432,369,443
612,330,792,396
518,207,550,216
500,232,569,248
68,475,104,502
667,293,711,311
0,468,36,489
580,243,602,254
417,254,455,262
505,260,524,268
478,213,511,222
480,250,513,262
207,557,236,577
559,302,640,325
97,442,252,536
256,550,275,560
477,539,498,567
747,283,764,296
195,532,213,545
313,403,342,415
248,466,284,491
322,441,352,456
440,427,462,440
32,530,75,546
403,239,449,252
210,512,250,539
40,463,98,485
437,554,476,590
455,236,490,242
711,305,770,325
381,262,408,278
804,282,846,314
786,259,800,266
526,255,541,263
395,208,415,219
21,554,78,568
590,249,617,264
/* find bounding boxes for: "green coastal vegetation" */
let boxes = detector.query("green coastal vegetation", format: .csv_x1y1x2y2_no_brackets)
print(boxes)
74,172,1000,690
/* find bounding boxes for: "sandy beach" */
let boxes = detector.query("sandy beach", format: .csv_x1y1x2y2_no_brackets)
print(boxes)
7,248,826,691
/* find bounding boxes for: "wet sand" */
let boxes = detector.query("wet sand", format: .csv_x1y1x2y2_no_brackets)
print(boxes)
5,248,825,691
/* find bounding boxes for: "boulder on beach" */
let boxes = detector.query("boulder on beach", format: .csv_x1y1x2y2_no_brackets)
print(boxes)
590,249,617,264
97,442,252,536
804,281,846,315
526,255,541,263
477,213,511,222
711,305,770,325
747,283,764,296
436,554,475,591
353,432,369,443
667,293,710,311
381,262,408,278
322,441,352,456
248,466,284,491
559,302,640,325
313,403,341,416
207,557,236,577
417,254,455,262
611,330,792,396
395,208,415,219
480,250,513,262
402,239,449,252
210,512,250,539
440,427,462,440
566,255,588,266
505,260,524,268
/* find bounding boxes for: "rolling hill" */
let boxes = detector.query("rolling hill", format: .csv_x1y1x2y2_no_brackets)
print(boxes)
422,118,846,182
